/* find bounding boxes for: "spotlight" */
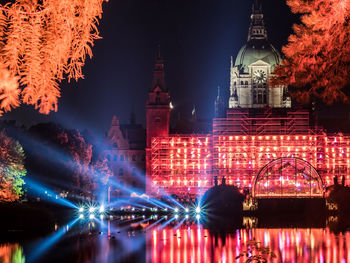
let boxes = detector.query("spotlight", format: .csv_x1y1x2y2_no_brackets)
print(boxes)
79,214,84,219
89,214,95,220
185,208,189,213
185,215,189,219
78,207,84,213
142,208,146,212
174,207,179,213
195,207,201,214
100,215,104,220
196,214,200,220
131,207,135,212
164,208,168,212
175,214,179,219
99,205,105,213
89,207,95,213
154,208,158,212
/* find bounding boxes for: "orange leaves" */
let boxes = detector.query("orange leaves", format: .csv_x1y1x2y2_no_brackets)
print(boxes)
0,63,20,114
0,0,107,116
272,0,350,104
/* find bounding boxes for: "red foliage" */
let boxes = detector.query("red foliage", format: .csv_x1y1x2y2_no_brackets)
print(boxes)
0,0,107,115
271,0,350,104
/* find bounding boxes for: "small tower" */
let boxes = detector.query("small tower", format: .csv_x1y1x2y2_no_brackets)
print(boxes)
214,86,226,118
145,45,171,193
146,45,171,148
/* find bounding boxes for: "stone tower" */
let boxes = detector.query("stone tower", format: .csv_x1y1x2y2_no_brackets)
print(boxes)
145,46,171,193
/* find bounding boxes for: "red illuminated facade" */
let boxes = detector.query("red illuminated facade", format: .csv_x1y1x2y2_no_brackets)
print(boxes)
145,3,350,197
147,106,350,196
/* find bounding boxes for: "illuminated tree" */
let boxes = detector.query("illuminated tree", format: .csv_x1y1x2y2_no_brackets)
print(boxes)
271,0,350,104
0,0,107,116
0,131,26,202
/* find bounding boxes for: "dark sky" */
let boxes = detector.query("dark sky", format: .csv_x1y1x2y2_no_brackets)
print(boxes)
5,0,300,135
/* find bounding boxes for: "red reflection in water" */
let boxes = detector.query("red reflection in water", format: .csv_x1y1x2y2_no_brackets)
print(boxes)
147,227,350,263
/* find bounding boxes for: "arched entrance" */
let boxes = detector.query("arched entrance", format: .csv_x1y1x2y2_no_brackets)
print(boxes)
252,157,324,198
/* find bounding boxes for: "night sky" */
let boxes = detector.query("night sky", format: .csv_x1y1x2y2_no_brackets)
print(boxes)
4,0,304,135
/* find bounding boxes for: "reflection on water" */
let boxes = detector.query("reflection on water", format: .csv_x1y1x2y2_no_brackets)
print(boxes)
148,227,350,263
0,243,25,263
1,216,350,263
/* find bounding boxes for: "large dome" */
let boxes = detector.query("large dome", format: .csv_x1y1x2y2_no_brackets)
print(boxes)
234,40,281,73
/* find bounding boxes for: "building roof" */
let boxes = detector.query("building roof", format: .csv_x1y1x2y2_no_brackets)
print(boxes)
235,40,281,73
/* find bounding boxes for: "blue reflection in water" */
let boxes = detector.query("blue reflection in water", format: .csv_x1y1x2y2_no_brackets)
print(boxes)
27,218,79,263
3,215,350,263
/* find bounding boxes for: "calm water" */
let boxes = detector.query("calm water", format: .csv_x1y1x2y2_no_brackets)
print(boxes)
1,215,349,263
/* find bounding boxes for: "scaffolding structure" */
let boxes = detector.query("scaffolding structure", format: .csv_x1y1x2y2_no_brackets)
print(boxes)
148,109,350,196
150,135,212,194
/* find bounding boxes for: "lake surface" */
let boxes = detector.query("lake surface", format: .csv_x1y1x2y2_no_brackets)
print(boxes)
1,215,350,263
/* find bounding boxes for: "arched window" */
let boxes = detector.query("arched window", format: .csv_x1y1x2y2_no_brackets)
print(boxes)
132,168,137,176
106,154,111,161
253,90,257,104
245,81,248,85
263,93,267,104
258,92,263,104
155,97,160,104
120,155,124,161
241,81,244,85
119,168,123,176
132,181,136,188
132,155,136,161
113,155,118,161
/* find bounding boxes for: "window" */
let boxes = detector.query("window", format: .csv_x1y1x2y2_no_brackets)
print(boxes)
132,181,136,188
155,97,160,104
155,117,161,123
119,168,123,176
142,155,145,161
132,155,136,161
253,91,257,104
258,92,263,104
245,81,248,86
113,155,118,161
132,168,137,176
241,81,244,85
106,154,111,161
120,155,124,161
263,93,267,104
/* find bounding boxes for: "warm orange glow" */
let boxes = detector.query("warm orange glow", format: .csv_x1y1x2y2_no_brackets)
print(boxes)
271,0,350,104
0,0,107,115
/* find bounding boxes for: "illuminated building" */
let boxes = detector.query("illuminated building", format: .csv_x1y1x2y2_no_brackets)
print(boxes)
103,115,146,197
145,1,350,196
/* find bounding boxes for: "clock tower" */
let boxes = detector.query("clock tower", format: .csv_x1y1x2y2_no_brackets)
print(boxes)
145,46,171,193
229,0,291,108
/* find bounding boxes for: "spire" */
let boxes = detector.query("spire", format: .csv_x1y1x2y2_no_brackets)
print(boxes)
111,115,119,127
192,105,197,120
248,0,268,41
151,44,166,92
216,86,221,101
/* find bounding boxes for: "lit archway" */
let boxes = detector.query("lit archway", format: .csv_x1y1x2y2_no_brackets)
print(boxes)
252,157,324,198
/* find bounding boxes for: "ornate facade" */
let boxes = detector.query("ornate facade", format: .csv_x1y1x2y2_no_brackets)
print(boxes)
229,1,291,109
145,1,350,197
